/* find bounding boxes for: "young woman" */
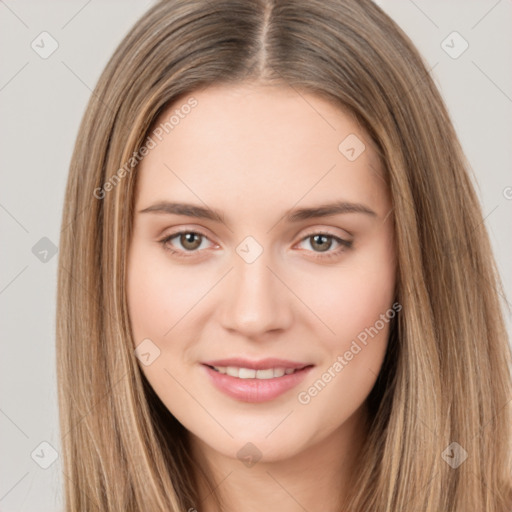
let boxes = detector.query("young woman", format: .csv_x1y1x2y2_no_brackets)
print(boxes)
56,0,512,510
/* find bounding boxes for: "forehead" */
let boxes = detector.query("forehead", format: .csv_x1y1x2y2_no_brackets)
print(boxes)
134,83,387,217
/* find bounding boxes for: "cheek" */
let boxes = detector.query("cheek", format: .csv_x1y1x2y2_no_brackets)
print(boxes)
126,246,207,343
126,248,195,404
296,242,395,403
328,270,394,344
306,246,396,349
126,257,166,343
296,283,395,419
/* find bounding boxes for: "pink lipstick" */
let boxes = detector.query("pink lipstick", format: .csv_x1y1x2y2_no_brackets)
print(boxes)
201,358,314,403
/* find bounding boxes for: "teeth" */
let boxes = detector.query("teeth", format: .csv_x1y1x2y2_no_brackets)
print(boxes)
273,368,285,378
256,368,274,379
212,366,298,379
239,368,256,379
226,366,238,377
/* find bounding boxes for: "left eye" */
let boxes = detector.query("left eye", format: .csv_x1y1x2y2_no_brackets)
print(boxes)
296,233,351,254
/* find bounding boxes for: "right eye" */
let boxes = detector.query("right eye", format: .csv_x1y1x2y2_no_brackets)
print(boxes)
159,230,215,258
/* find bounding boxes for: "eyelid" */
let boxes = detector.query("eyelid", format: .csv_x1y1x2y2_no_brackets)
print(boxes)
299,226,353,241
160,224,352,242
160,225,217,243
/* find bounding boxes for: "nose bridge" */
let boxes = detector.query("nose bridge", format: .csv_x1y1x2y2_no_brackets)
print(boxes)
220,244,291,335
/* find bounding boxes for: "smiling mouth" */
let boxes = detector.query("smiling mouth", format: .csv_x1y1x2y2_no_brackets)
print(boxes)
204,364,312,379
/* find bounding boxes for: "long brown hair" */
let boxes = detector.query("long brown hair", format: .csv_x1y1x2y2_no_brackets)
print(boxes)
56,0,512,510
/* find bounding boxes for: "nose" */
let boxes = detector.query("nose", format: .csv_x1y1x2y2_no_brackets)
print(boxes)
219,249,294,338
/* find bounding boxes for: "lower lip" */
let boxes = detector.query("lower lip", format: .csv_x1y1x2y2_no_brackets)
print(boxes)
202,364,314,403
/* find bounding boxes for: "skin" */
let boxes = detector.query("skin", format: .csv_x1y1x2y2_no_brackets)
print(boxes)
126,82,396,512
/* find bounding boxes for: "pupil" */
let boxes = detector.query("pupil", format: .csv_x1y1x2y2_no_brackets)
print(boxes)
182,233,200,250
313,234,331,252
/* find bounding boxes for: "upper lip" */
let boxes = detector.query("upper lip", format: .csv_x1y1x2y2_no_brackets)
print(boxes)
202,358,313,370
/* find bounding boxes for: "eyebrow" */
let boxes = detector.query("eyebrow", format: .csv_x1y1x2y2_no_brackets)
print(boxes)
138,200,377,223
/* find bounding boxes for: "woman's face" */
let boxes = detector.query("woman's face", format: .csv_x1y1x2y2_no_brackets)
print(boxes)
127,83,396,463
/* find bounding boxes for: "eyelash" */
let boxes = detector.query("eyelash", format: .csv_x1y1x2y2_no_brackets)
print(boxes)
158,230,353,261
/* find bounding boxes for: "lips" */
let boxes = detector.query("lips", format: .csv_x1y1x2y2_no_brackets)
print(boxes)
202,357,310,370
201,357,315,403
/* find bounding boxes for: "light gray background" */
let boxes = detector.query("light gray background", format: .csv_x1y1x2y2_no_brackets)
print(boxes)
1,1,511,510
